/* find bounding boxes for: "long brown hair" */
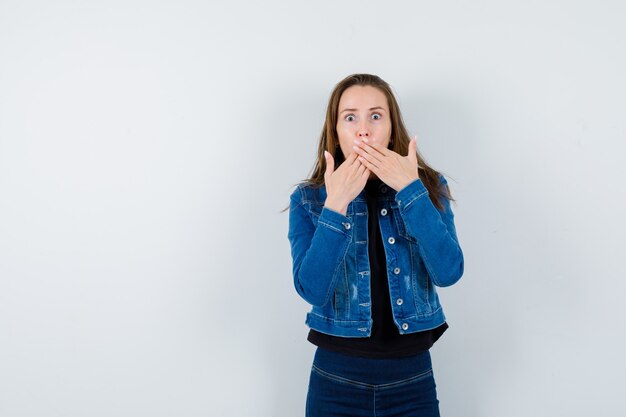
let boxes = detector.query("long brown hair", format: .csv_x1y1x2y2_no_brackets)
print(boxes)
282,73,455,212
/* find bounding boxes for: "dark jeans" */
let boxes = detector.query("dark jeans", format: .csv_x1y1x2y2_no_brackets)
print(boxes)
306,346,441,417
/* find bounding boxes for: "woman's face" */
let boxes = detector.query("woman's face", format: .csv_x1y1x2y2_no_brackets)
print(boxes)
336,85,392,162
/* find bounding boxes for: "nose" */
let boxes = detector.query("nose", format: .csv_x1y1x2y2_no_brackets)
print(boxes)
356,119,371,140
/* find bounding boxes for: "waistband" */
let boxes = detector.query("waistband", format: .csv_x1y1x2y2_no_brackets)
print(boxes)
312,346,433,385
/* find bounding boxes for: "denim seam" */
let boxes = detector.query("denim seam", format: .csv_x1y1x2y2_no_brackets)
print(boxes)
378,368,433,390
409,243,421,316
343,260,350,318
401,305,443,320
416,242,441,287
309,306,444,327
324,234,351,307
308,311,368,324
311,364,433,390
400,189,429,211
297,184,306,206
392,207,416,243
312,365,373,389
374,389,377,417
318,219,348,235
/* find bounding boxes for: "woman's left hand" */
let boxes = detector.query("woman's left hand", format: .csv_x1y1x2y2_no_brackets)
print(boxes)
353,135,420,192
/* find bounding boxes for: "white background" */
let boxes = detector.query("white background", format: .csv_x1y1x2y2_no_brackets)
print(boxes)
1,1,625,416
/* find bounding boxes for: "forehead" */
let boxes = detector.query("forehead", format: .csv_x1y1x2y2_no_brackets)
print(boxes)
338,85,388,108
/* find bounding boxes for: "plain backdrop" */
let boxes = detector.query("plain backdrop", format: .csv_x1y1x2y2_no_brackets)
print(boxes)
1,1,625,416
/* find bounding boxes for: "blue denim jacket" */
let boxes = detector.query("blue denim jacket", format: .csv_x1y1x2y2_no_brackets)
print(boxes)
287,175,464,338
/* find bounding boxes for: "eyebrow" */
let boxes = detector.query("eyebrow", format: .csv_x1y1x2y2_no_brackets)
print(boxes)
340,106,386,114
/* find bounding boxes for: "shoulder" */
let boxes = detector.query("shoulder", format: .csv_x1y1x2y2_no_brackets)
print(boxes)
290,181,326,203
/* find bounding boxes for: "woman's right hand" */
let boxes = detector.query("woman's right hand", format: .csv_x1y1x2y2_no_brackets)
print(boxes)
323,150,370,216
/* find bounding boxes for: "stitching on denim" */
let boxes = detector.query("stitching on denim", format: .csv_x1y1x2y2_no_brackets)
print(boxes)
409,243,421,315
308,311,369,324
289,186,306,212
409,233,440,288
377,368,433,390
391,206,417,243
297,184,305,202
318,219,346,234
311,365,375,389
342,260,349,318
374,388,377,417
402,189,429,210
311,365,433,390
392,208,407,238
322,235,351,306
418,243,441,287
425,261,430,306
400,306,443,322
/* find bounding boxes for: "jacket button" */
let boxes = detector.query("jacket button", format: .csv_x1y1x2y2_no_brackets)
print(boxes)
381,186,388,193
380,208,388,216
396,298,403,305
343,222,351,230
402,323,409,330
393,267,400,274
388,237,395,244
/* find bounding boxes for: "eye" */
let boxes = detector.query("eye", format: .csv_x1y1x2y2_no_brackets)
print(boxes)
371,113,382,120
345,114,356,122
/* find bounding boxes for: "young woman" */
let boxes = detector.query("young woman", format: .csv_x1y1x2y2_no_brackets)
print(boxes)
287,73,464,416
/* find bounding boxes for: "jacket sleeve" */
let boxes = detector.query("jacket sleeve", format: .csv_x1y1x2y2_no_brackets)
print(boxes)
394,175,464,287
287,186,353,307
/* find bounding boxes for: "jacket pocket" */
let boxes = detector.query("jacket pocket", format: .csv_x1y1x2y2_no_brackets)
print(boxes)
333,261,349,319
390,202,417,243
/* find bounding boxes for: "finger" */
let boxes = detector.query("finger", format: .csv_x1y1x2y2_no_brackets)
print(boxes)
357,141,386,164
346,152,364,171
357,154,379,175
356,161,367,176
408,136,420,168
408,136,417,156
339,150,357,168
360,138,393,157
356,145,382,168
324,150,334,177
349,155,367,176
334,150,356,173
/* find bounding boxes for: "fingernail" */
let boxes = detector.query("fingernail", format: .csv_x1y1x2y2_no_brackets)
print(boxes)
363,137,369,142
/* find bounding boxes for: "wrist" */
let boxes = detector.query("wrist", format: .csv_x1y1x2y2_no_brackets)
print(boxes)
325,197,348,216
397,176,420,193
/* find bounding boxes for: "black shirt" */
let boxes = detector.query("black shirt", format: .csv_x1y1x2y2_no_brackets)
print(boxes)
307,178,448,358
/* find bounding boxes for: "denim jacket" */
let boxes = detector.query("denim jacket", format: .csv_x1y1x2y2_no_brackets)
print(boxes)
287,175,464,338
